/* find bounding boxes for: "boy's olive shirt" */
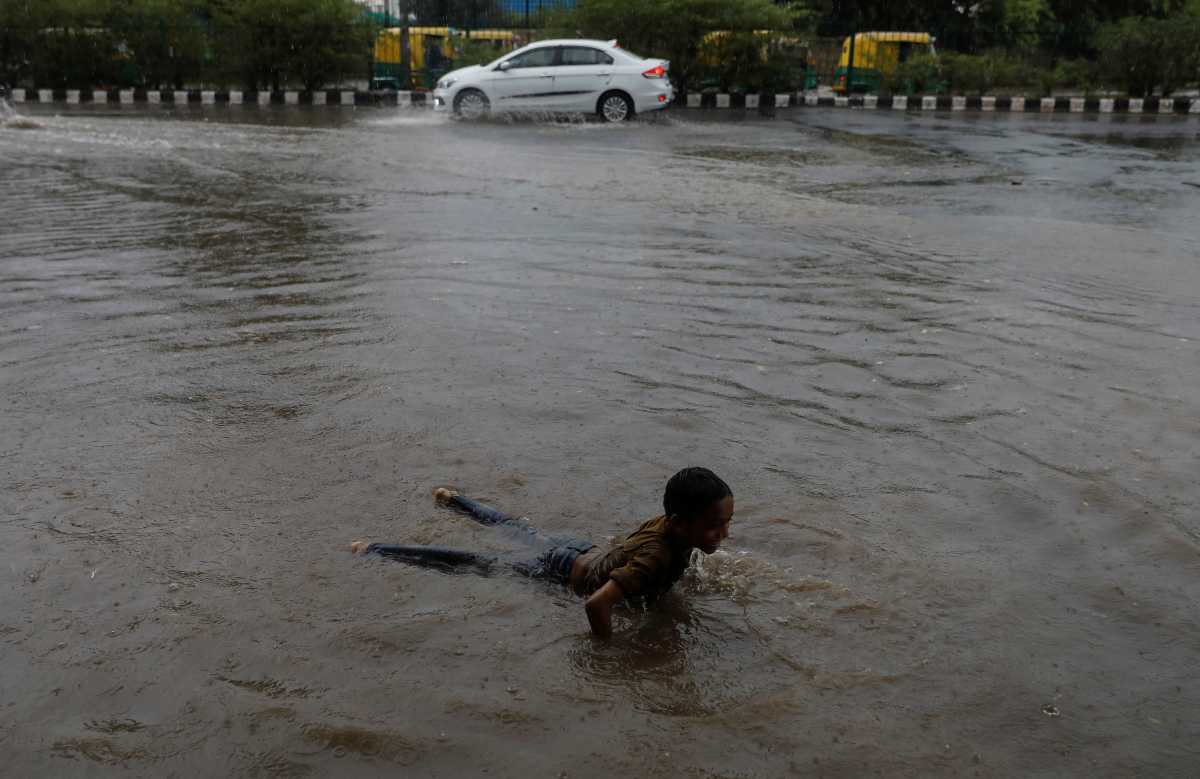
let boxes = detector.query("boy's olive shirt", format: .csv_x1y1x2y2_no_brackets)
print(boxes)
579,515,693,602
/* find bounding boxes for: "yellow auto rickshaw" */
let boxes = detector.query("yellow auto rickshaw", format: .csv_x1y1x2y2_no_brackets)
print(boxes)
833,32,936,94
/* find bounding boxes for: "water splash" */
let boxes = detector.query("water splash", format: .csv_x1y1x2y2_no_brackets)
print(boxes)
364,110,452,128
683,548,839,598
1,97,43,130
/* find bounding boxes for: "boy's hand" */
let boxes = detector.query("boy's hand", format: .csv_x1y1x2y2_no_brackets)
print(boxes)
584,580,625,640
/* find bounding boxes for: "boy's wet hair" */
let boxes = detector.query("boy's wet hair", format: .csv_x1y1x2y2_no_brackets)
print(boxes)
663,467,732,520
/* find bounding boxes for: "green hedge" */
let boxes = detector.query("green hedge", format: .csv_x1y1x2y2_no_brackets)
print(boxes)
887,50,1104,96
0,0,376,91
883,11,1199,97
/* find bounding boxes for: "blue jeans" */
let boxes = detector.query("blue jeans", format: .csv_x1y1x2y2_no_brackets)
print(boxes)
365,494,595,584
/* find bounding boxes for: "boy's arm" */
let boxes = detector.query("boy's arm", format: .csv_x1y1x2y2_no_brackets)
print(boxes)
584,580,625,640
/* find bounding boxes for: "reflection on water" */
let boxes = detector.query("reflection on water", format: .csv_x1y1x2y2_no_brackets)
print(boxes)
1,105,1198,777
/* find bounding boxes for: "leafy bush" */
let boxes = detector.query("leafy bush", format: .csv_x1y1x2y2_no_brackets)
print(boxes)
694,31,807,92
941,51,1042,94
1050,58,1100,95
885,52,943,94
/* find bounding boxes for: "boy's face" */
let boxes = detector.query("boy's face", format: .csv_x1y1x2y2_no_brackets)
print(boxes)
676,495,734,554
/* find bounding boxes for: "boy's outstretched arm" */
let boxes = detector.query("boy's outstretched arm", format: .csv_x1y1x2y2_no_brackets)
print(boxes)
584,580,625,640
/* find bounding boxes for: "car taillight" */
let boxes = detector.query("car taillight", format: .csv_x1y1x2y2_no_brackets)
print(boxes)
642,65,666,79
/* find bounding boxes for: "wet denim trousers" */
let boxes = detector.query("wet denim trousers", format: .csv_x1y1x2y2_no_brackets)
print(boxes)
366,494,595,584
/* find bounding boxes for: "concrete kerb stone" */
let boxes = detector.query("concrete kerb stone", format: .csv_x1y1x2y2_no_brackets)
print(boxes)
892,95,907,110
341,90,355,106
66,89,80,104
745,93,759,109
775,94,790,108
312,91,327,106
285,91,299,105
922,95,936,110
981,96,996,111
201,90,215,104
715,93,730,108
952,96,966,111
148,90,161,104
1129,98,1144,113
38,89,52,102
1070,97,1085,112
1159,98,1174,114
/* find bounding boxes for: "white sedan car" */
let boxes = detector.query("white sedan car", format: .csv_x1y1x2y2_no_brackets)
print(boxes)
432,39,673,122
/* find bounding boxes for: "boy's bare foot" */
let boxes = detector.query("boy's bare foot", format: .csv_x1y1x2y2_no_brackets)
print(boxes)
433,487,458,505
349,540,370,556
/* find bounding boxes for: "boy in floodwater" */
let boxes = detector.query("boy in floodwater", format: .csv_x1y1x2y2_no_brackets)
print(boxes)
350,467,733,639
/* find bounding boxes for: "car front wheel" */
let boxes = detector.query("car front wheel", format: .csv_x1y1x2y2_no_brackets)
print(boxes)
454,89,490,120
598,91,634,123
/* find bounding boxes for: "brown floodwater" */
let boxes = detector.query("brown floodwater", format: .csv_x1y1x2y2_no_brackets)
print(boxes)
2,102,1198,777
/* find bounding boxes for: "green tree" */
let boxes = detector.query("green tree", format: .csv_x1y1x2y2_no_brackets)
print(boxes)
0,0,52,87
208,0,374,91
995,0,1055,51
288,0,376,91
33,0,121,88
106,0,206,88
1094,11,1200,95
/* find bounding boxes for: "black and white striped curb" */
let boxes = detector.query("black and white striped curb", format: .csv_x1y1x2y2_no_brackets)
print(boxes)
7,88,371,106
9,88,1199,115
683,92,1200,115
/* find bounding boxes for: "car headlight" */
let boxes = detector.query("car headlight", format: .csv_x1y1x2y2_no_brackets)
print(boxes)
437,77,456,90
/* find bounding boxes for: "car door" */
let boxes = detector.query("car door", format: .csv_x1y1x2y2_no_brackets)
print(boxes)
485,45,559,111
552,46,615,111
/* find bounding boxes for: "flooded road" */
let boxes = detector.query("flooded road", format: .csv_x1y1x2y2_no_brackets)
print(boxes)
2,103,1198,777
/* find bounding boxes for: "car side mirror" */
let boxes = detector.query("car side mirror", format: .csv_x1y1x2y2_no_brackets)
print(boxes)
497,61,512,72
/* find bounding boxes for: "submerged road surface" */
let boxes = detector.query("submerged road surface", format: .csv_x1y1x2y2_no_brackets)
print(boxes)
2,103,1199,776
